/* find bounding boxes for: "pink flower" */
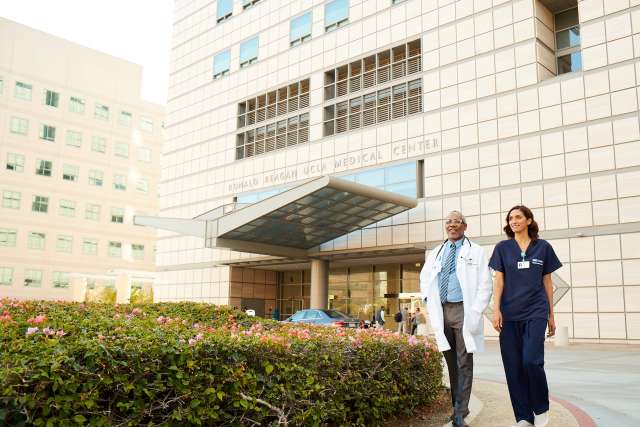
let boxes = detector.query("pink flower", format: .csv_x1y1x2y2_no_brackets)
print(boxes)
56,329,66,337
188,338,197,347
131,308,142,316
113,313,121,320
97,334,105,341
408,335,418,346
26,327,39,335
196,333,204,340
43,327,55,336
27,314,46,325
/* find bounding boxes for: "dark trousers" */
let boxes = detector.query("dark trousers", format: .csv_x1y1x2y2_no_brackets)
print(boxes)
442,302,473,424
500,319,549,424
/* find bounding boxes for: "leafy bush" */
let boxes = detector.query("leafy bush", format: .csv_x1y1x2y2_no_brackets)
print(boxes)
0,300,442,426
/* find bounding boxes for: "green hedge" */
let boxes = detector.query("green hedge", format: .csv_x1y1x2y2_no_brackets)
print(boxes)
0,300,442,426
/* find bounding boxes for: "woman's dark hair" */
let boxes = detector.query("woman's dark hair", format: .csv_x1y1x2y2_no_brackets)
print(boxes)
504,205,539,240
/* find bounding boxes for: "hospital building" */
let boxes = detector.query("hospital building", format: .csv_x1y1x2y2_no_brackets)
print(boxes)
146,0,640,342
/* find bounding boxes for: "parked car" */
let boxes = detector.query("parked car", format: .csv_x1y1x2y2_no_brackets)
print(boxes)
284,309,360,328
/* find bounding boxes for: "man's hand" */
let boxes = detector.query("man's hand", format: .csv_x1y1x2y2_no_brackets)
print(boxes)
492,310,502,333
547,316,556,337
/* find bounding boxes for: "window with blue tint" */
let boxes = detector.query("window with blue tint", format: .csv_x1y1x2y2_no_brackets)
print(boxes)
239,37,259,67
216,0,233,22
554,6,580,76
557,51,582,74
342,161,416,198
213,50,231,79
290,12,312,46
236,187,285,204
324,0,349,32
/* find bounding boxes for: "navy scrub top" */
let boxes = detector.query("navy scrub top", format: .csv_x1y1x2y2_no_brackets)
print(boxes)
489,239,562,321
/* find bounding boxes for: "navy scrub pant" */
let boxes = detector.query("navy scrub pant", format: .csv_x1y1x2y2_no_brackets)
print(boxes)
500,318,549,424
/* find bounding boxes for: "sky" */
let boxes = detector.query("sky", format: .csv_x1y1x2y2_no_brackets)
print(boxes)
0,0,174,105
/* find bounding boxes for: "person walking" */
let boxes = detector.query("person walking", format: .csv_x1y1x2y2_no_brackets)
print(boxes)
375,305,385,328
420,210,493,427
489,205,561,427
403,307,412,335
414,307,429,336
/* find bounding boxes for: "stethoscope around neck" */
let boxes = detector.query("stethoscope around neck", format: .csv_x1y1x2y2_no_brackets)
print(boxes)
434,236,471,260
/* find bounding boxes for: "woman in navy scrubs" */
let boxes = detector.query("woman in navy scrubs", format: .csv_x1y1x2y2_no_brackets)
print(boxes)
489,205,561,427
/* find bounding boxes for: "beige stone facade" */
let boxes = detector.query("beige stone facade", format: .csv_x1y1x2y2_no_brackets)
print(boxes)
0,18,164,300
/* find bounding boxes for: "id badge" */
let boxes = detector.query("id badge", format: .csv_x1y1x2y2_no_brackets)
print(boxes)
517,261,530,269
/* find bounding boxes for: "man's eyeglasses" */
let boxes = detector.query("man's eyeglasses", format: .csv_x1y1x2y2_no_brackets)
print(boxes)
445,219,465,225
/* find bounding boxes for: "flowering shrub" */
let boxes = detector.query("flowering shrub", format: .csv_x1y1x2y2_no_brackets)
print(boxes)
0,300,442,426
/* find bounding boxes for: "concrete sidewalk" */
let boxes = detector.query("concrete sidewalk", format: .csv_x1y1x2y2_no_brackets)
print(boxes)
459,341,640,427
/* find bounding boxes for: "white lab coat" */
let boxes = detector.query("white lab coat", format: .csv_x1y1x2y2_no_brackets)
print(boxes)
419,238,493,353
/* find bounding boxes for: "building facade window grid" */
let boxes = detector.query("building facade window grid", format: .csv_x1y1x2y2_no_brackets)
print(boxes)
0,229,17,247
239,36,259,68
35,159,53,177
290,12,312,46
6,153,25,172
44,89,60,107
132,244,145,260
324,39,422,101
62,164,79,182
82,238,98,255
236,113,309,160
213,50,231,79
85,203,101,221
65,130,83,148
94,103,109,120
323,79,423,136
28,232,46,250
2,191,21,209
140,117,154,133
113,174,127,191
24,269,43,287
59,199,76,217
216,0,233,22
111,207,125,223
56,235,73,253
14,81,32,101
88,169,104,187
69,96,85,113
555,6,581,74
237,79,310,129
39,124,56,142
0,267,13,286
31,195,49,213
92,136,107,153
9,117,29,135
52,271,70,288
108,241,122,258
119,111,132,126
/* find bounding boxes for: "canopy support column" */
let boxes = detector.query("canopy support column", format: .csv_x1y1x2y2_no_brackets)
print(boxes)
310,259,329,309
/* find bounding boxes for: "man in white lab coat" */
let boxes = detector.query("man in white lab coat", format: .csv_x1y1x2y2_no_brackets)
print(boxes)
420,210,493,427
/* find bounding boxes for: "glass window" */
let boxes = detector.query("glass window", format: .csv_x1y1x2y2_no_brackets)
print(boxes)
119,111,132,126
242,0,261,9
6,153,25,172
137,147,151,162
136,178,149,194
555,7,579,31
113,174,127,191
28,232,46,250
216,0,233,22
92,136,107,153
32,195,49,213
290,12,312,46
85,203,101,221
111,207,125,223
9,117,29,135
82,238,98,255
2,191,21,209
0,228,17,247
88,169,104,187
213,50,231,78
65,130,82,148
108,241,122,258
24,269,43,287
52,271,70,288
35,160,53,177
39,124,56,142
132,244,145,260
557,52,582,74
59,199,76,217
114,142,129,158
94,103,109,120
69,96,86,113
0,267,13,286
44,90,60,107
62,164,79,182
15,81,32,101
325,0,349,31
140,117,154,132
56,236,73,253
239,37,259,67
556,27,580,50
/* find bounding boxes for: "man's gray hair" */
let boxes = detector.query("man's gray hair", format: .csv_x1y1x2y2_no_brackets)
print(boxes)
446,210,467,224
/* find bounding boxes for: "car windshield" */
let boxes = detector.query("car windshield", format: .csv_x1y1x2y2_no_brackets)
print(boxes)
321,310,350,319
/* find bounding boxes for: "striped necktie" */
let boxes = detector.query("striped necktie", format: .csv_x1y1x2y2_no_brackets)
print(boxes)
439,242,456,303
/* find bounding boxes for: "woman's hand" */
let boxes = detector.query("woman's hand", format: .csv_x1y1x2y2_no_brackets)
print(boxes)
547,315,556,337
492,310,503,333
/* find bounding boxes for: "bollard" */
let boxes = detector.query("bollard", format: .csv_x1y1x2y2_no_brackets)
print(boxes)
555,325,569,347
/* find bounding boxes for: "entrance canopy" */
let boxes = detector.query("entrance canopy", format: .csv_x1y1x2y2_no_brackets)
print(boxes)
135,175,417,258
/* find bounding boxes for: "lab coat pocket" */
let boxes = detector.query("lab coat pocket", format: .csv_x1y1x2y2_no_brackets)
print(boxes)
466,309,484,334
